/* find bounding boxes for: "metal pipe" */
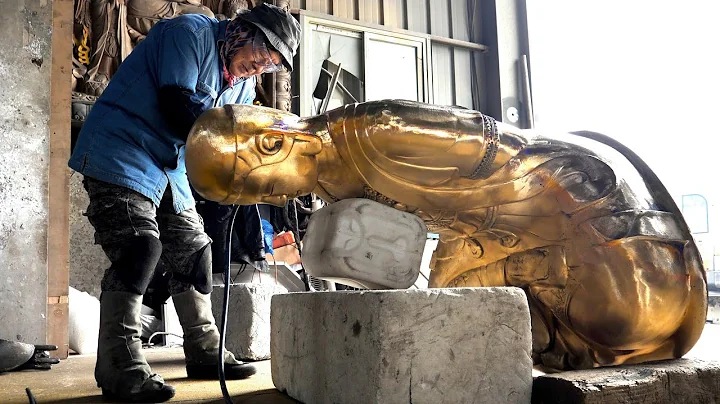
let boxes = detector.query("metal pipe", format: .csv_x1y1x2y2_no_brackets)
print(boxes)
429,35,488,52
521,54,535,129
320,67,358,103
319,62,342,114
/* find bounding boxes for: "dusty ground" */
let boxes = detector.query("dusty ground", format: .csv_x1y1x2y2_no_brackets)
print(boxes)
0,349,298,404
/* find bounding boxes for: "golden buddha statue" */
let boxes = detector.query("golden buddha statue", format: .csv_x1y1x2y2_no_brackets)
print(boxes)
185,100,708,370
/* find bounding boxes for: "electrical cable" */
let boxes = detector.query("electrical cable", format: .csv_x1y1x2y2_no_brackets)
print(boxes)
284,199,311,291
293,201,311,291
145,331,184,347
293,202,300,248
26,388,37,404
230,263,247,284
218,204,241,404
292,197,314,214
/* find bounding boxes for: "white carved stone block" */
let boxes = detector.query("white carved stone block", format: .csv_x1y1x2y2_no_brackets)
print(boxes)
271,287,532,404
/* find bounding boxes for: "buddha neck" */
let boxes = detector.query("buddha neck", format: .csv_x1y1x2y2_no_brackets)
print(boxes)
299,114,365,202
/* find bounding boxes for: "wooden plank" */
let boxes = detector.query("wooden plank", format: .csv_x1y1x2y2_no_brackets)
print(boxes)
382,0,406,29
47,296,70,305
405,0,428,33
47,0,73,359
47,303,69,357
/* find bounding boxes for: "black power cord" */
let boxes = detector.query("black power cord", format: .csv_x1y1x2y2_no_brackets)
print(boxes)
218,205,241,404
283,199,311,292
217,201,311,403
26,388,37,404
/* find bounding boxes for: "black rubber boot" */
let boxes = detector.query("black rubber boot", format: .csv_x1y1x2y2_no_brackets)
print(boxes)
173,288,257,380
101,375,175,403
96,291,175,402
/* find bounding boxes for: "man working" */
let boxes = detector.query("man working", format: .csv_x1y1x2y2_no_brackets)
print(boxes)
68,4,301,402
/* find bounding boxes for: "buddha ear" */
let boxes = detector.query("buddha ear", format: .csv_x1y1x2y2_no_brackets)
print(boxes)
294,133,323,156
257,132,285,155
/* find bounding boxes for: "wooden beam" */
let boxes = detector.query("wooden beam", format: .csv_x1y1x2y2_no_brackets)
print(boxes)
47,0,73,359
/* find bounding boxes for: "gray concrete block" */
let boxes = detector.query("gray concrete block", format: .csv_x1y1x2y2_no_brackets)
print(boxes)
69,173,108,299
532,358,720,404
709,294,720,323
212,283,287,361
271,287,532,404
0,0,53,344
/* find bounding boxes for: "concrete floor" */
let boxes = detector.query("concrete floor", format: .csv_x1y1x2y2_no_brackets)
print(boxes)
2,324,719,403
0,348,298,404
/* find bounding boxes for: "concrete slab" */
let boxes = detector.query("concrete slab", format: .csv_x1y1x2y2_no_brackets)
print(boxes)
532,358,720,404
212,283,287,361
708,294,720,323
0,0,53,345
271,287,533,404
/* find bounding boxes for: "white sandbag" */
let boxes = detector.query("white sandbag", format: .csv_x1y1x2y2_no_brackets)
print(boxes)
68,287,100,354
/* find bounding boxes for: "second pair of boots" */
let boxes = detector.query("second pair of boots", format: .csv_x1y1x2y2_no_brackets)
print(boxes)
96,288,256,403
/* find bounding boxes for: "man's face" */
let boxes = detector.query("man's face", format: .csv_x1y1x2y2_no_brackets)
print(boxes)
228,39,283,78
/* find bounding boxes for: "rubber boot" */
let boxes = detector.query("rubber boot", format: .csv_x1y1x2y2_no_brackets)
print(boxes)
96,291,175,402
172,288,257,380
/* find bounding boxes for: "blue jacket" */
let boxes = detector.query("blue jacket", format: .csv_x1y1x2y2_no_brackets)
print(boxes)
69,14,256,213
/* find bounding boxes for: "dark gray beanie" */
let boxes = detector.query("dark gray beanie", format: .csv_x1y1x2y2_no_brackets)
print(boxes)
236,4,301,71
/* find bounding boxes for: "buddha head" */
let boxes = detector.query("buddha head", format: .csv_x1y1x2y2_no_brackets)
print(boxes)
186,104,323,206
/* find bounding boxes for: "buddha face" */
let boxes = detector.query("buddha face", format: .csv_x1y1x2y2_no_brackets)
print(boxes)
186,104,323,206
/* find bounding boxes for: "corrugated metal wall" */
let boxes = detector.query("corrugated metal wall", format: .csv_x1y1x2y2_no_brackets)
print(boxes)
289,0,486,109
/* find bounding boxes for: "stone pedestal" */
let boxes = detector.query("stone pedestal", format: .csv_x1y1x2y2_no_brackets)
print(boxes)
708,294,720,323
271,287,533,404
532,358,720,404
211,283,287,361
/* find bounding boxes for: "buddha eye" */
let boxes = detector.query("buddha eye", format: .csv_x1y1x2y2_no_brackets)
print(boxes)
259,134,284,155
